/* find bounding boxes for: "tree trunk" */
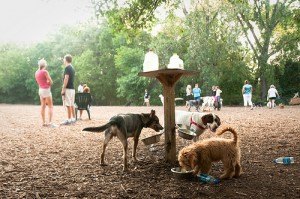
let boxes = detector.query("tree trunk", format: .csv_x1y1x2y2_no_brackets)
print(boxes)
258,49,270,100
260,76,267,100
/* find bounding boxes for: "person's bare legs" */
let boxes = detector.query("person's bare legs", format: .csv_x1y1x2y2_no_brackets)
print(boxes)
45,96,53,124
71,106,75,118
271,99,275,108
40,97,46,125
67,106,72,119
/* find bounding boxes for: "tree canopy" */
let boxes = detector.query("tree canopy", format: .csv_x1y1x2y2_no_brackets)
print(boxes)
0,0,298,105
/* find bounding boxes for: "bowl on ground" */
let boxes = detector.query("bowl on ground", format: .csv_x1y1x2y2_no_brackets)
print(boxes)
141,132,163,145
171,167,194,180
178,128,196,140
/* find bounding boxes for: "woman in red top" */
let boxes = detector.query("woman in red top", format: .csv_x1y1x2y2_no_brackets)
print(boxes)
35,59,56,127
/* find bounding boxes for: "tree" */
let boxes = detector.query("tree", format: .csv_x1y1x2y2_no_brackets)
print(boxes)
230,0,298,99
0,45,35,103
91,0,175,30
183,1,252,104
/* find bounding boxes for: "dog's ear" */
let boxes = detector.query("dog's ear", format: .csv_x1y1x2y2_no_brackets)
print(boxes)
150,110,156,117
141,113,150,124
202,114,214,125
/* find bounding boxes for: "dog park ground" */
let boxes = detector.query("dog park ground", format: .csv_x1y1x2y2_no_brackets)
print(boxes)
0,104,299,198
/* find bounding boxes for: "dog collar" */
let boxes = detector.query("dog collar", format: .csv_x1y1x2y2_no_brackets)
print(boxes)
190,117,207,130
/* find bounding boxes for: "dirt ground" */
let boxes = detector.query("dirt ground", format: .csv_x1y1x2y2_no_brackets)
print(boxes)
0,104,299,199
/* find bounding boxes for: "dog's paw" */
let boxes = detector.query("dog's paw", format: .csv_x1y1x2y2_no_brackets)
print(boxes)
100,163,108,166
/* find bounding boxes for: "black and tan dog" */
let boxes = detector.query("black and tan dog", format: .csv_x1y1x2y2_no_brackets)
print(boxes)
83,110,163,171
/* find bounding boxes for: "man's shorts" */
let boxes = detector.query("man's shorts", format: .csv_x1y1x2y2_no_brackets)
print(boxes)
63,89,75,106
39,88,52,98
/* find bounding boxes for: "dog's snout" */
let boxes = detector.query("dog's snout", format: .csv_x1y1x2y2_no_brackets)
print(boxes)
155,124,163,131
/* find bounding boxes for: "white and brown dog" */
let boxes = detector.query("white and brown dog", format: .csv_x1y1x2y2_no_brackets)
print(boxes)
175,110,221,142
201,96,215,111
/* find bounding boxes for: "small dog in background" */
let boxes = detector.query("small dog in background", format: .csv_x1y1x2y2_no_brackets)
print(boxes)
201,96,215,112
188,100,201,112
178,125,242,179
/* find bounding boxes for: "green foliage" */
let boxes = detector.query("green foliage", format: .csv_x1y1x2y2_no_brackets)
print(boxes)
0,45,35,103
228,0,298,99
0,1,298,106
181,4,252,104
279,61,300,98
115,46,147,104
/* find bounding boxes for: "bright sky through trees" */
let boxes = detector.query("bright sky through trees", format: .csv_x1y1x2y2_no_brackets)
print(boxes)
0,0,93,44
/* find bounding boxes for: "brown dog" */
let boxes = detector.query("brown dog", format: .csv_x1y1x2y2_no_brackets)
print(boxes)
83,110,163,171
178,126,242,179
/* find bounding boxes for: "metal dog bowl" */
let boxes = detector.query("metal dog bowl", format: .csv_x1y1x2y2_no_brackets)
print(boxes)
178,128,196,140
141,133,163,145
171,167,194,180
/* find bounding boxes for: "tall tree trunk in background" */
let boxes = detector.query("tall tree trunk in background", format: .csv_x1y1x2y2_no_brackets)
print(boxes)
233,0,296,99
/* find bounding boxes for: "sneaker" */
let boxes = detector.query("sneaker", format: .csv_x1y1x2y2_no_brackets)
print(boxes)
70,118,76,124
49,123,58,128
60,120,71,125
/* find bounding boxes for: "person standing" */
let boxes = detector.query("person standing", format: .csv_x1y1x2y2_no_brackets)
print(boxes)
143,48,159,72
144,89,150,106
79,84,91,120
185,84,193,107
242,80,253,110
211,86,217,109
215,86,222,111
267,85,279,109
61,54,76,125
35,59,57,127
193,83,201,102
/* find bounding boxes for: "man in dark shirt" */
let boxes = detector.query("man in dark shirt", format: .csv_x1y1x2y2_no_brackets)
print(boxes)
61,54,76,125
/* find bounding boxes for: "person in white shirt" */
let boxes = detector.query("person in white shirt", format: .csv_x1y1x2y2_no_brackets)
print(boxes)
267,85,279,109
143,48,159,72
168,53,184,69
78,83,83,93
185,85,193,107
215,86,222,111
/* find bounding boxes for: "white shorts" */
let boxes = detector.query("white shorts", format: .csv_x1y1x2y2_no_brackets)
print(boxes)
63,89,75,106
243,94,252,106
39,88,52,98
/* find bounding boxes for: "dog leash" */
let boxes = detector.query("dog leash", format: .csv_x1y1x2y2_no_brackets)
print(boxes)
190,117,207,130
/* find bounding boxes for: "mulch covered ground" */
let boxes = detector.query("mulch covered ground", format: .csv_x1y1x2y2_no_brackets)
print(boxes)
0,104,299,198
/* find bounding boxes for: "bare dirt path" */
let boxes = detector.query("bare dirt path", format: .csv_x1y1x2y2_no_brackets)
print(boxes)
0,104,299,198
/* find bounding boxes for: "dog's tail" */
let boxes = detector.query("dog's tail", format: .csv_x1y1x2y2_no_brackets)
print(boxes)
82,123,111,132
216,126,238,144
